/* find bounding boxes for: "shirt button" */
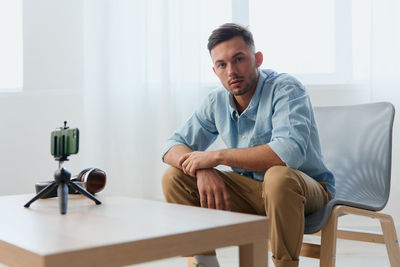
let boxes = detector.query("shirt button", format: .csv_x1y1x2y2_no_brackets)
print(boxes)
241,135,246,139
235,113,239,118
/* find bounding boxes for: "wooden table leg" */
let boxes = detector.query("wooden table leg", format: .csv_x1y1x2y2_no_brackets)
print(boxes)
239,240,268,267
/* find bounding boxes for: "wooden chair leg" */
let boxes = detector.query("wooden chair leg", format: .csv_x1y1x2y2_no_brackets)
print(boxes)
319,208,339,267
379,215,400,266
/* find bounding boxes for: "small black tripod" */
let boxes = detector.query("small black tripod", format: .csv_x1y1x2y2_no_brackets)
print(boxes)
24,122,101,214
24,161,101,214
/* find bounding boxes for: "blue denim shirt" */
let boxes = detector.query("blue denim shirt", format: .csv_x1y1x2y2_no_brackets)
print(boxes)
162,69,335,196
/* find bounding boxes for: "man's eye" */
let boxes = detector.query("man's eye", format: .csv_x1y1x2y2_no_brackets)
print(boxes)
235,57,243,62
218,63,226,68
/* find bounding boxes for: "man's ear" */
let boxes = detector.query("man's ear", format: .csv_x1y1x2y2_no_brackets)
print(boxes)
212,66,216,74
255,51,263,68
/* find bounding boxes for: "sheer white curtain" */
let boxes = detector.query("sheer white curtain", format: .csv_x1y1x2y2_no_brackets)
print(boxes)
81,0,229,199
80,0,400,205
370,0,400,217
370,0,400,101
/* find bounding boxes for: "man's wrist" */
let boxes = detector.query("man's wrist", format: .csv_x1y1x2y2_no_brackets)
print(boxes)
213,150,222,166
196,168,215,178
214,150,225,166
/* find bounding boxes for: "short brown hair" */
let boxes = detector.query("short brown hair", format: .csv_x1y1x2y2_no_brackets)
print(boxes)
207,23,255,53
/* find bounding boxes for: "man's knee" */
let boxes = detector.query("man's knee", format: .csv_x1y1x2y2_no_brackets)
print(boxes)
263,166,302,200
162,166,199,206
162,166,185,197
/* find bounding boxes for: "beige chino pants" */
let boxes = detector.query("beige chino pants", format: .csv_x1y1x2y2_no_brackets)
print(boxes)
162,166,332,267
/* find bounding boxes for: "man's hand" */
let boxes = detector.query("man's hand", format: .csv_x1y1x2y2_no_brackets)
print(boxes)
196,169,231,211
178,151,220,177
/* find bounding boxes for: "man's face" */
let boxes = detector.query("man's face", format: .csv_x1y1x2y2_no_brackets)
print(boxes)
210,36,262,97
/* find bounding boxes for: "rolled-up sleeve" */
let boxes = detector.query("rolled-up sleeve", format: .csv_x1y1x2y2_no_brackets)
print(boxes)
161,94,219,161
267,78,312,169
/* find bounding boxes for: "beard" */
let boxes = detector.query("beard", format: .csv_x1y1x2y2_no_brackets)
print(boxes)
228,67,259,96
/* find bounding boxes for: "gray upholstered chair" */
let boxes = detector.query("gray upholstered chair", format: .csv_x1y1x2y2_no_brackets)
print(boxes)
301,102,400,266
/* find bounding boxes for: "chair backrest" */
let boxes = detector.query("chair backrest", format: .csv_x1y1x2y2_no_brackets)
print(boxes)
305,102,395,234
314,102,395,211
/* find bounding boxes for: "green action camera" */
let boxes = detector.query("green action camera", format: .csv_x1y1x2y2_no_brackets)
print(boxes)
50,121,79,160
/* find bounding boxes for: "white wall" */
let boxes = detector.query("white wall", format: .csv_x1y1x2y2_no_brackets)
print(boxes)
23,0,84,93
0,92,83,195
0,0,84,195
0,0,399,230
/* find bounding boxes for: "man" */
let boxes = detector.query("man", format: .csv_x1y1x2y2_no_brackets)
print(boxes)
161,23,334,267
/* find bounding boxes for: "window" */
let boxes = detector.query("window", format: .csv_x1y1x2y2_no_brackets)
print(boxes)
145,0,371,87
144,0,231,87
0,0,23,91
199,0,232,85
250,0,335,82
201,0,372,85
352,0,372,82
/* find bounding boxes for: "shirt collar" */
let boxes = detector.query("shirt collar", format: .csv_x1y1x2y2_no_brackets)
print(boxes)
228,70,267,120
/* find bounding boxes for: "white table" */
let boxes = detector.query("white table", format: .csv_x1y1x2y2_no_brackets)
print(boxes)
0,194,268,267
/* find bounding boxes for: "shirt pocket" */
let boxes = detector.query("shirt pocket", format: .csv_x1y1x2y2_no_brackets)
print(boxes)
249,132,271,147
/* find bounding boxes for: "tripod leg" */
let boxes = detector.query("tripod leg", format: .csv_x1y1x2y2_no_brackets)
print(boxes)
24,182,58,208
58,183,68,214
68,181,102,205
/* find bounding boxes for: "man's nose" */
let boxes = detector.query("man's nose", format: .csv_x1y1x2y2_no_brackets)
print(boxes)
227,63,238,77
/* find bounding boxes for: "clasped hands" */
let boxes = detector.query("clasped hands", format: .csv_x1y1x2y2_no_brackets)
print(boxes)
178,151,231,211
178,151,219,177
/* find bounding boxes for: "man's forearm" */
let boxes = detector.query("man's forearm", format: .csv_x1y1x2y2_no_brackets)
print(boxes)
165,144,285,175
163,144,193,169
215,144,285,172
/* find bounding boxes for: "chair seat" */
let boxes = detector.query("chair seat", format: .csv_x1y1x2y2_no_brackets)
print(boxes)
305,197,388,234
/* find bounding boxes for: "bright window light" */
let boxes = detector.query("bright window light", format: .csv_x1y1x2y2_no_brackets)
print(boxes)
0,0,23,90
249,0,335,75
199,0,232,84
144,0,231,86
352,0,371,81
